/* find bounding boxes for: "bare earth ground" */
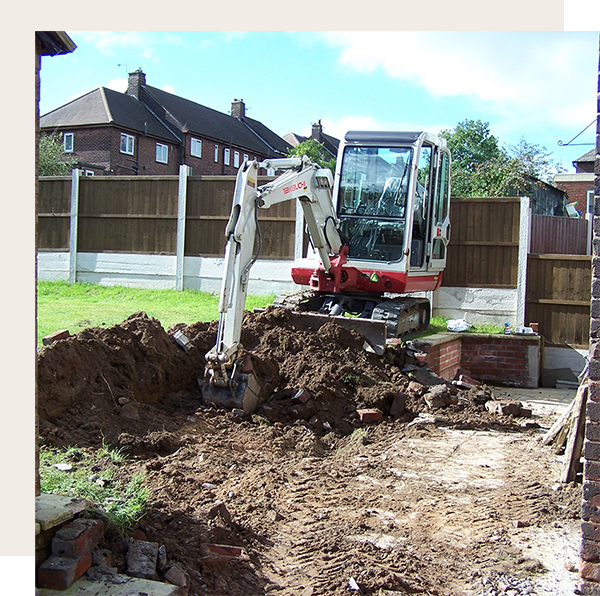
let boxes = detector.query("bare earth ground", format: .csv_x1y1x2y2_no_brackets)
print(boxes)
37,310,582,596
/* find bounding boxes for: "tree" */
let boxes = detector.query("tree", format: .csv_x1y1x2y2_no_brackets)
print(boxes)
38,132,77,176
440,120,565,197
440,119,503,197
287,139,336,172
509,137,566,183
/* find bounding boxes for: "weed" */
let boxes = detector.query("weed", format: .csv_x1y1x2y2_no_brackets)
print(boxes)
39,444,148,537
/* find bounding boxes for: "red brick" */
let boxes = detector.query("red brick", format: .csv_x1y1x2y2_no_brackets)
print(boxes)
582,538,600,562
357,409,383,422
37,553,92,590
52,519,104,558
581,560,600,582
42,329,71,346
583,522,600,543
202,543,244,557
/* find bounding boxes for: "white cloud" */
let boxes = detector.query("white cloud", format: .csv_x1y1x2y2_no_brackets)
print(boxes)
79,31,154,56
106,78,127,93
161,84,175,94
78,31,183,59
319,32,597,133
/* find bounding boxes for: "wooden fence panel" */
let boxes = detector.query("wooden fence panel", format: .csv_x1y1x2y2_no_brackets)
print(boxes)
77,177,179,254
530,214,589,255
37,177,71,250
443,198,520,287
525,254,591,347
38,175,297,259
184,176,296,258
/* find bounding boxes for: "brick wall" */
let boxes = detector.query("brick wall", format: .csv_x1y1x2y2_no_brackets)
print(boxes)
420,337,462,379
415,333,541,388
183,134,266,176
555,178,594,213
579,40,600,595
42,125,276,177
460,336,535,386
108,129,180,176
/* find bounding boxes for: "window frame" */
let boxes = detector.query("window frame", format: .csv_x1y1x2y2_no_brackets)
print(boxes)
191,138,202,158
156,142,169,164
214,144,219,163
224,148,231,166
234,151,240,168
63,132,74,153
120,133,135,155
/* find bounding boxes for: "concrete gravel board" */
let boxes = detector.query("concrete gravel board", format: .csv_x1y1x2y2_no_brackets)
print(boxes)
37,575,179,596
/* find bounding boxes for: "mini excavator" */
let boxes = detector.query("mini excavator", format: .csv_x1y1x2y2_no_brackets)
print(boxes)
202,131,451,413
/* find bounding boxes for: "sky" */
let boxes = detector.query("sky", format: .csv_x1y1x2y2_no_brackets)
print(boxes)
38,31,599,174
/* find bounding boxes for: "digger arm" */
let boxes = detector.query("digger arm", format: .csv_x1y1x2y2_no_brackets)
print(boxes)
205,156,343,373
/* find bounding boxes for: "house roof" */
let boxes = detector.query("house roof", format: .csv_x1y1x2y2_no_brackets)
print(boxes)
574,148,595,163
40,83,292,157
36,31,76,56
40,88,181,143
143,86,291,156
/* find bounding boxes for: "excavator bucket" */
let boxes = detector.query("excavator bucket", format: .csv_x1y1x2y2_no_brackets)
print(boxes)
201,362,261,415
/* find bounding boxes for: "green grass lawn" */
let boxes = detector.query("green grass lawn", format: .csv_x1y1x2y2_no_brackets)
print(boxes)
36,281,275,347
37,281,504,346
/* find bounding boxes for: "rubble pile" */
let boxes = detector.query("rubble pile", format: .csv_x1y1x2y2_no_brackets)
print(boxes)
36,308,560,596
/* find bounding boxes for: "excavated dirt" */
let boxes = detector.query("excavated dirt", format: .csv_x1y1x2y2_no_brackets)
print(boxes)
37,309,583,596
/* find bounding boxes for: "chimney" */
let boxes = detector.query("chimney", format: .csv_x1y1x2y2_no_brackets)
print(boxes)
311,120,323,142
231,99,245,119
127,68,146,100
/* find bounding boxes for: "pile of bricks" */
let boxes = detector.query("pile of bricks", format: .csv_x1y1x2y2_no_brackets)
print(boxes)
37,518,104,590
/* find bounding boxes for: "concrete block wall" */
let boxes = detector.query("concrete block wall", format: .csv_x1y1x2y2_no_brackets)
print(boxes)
579,42,600,595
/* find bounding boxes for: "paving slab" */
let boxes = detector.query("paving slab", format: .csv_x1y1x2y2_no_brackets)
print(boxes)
37,574,179,595
35,494,88,532
492,386,576,417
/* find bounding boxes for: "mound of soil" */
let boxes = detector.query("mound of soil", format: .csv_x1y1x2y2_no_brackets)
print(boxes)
36,308,581,596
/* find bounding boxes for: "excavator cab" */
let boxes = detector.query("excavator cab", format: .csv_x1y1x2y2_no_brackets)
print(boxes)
333,131,451,281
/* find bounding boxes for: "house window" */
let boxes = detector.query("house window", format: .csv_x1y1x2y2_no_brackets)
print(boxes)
214,145,219,163
191,138,202,158
224,148,231,166
156,143,168,164
234,151,240,168
243,154,249,163
63,133,74,153
120,133,135,155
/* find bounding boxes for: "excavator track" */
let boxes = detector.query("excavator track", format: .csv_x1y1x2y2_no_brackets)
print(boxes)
371,297,430,339
272,291,430,346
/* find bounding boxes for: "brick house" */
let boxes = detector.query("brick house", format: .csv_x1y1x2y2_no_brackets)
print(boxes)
40,69,292,176
554,148,595,215
284,120,339,161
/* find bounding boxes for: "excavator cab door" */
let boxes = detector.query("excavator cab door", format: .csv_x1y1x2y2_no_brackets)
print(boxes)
427,149,451,272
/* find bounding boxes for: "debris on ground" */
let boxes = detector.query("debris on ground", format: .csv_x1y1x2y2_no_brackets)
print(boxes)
36,309,582,595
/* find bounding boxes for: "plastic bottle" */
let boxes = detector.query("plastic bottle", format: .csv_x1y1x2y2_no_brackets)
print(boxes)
504,323,512,334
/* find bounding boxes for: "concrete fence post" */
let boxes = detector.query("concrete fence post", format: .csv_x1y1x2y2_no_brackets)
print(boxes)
516,196,531,327
68,168,81,284
176,165,191,291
